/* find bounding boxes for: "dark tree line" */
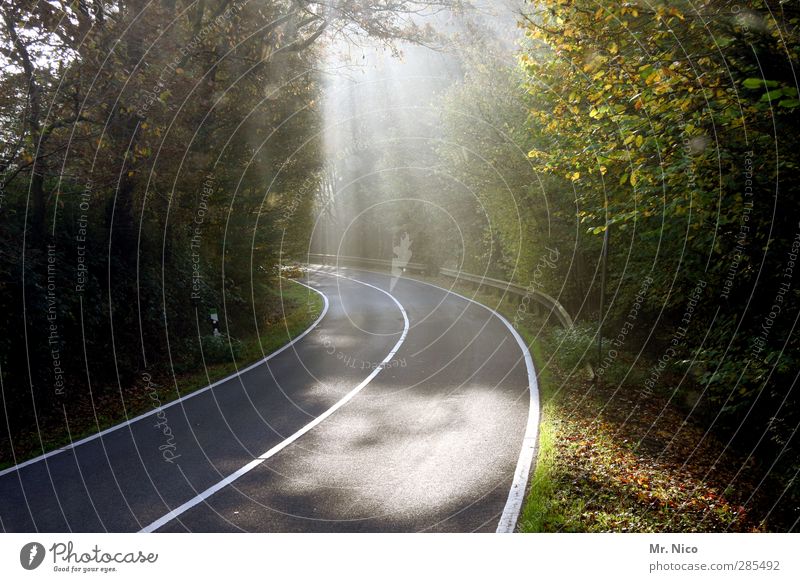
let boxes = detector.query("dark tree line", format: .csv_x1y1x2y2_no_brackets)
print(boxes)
0,0,449,462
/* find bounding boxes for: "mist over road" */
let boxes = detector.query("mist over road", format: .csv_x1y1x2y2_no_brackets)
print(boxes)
0,268,536,533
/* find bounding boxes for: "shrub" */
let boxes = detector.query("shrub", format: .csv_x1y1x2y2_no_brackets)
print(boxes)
200,335,243,365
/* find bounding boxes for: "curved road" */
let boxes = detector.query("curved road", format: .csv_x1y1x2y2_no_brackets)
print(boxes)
0,268,537,533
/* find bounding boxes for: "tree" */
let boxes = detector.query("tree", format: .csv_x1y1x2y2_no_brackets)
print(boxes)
519,0,800,524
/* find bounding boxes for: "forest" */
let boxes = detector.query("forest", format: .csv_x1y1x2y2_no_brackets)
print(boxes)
1,0,798,532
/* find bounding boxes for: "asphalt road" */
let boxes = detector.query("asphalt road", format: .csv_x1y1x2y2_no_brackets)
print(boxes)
0,268,537,533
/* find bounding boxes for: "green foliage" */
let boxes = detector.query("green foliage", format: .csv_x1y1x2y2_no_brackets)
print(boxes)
516,0,800,526
545,324,596,372
0,0,447,464
200,335,243,366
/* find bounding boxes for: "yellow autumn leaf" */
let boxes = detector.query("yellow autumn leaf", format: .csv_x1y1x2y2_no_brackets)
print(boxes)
668,7,685,20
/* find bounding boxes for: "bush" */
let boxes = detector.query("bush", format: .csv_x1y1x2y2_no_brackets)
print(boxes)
545,323,596,373
200,335,243,365
545,323,645,386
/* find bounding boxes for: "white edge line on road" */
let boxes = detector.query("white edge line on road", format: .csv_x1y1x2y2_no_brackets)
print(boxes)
409,278,539,533
492,314,539,533
139,270,409,533
0,278,329,479
332,268,539,533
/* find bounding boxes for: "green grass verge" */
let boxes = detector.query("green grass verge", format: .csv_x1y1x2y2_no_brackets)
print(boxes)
0,277,323,471
177,278,323,395
515,332,763,532
400,271,764,532
517,340,562,531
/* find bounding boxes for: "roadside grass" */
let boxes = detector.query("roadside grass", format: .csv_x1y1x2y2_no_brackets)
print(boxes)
177,277,323,395
0,277,323,470
516,326,766,533
516,339,565,531
402,272,766,532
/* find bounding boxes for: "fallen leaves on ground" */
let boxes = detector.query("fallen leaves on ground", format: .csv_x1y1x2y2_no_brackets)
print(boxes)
540,368,765,532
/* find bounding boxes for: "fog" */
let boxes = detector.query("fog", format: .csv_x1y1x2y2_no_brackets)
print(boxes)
310,2,523,269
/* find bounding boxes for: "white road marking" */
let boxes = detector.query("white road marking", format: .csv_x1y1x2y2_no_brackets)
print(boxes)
492,319,539,533
342,269,539,533
0,279,329,479
139,271,409,533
